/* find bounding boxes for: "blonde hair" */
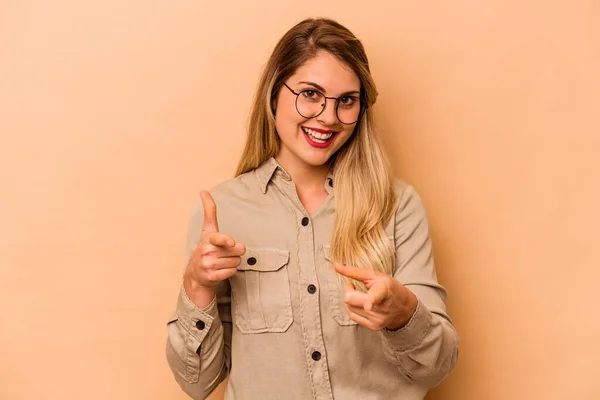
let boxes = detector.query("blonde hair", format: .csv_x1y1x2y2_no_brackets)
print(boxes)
235,18,397,290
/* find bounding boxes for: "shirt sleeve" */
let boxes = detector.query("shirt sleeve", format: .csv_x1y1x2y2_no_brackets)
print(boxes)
165,198,232,399
380,183,460,388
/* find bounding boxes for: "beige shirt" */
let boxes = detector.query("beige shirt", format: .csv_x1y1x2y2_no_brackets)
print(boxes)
166,157,459,400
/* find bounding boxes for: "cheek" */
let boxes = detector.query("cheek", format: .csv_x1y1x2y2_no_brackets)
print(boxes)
337,126,356,144
275,105,305,133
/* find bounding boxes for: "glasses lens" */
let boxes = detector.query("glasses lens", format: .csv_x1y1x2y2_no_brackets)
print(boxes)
296,90,325,119
296,89,363,124
336,96,362,124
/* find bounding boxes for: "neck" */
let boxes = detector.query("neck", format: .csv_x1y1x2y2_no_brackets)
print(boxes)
275,155,330,192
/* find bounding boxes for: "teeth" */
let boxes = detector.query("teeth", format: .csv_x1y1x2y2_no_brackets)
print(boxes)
302,127,334,141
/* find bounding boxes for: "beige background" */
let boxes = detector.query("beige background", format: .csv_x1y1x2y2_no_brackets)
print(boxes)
1,1,599,399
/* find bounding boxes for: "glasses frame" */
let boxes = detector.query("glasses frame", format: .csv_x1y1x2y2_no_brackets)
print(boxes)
282,82,368,125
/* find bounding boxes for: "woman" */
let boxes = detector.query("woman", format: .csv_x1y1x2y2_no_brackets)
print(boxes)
166,17,459,400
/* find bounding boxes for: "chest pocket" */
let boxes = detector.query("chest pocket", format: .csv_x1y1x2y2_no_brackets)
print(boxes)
322,244,357,326
230,247,293,334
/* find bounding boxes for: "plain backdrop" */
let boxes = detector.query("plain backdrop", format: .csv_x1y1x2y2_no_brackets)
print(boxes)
1,1,599,399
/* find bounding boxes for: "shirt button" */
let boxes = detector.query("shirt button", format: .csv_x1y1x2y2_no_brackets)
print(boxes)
311,351,321,361
247,257,257,265
307,284,317,294
195,320,206,330
301,217,309,226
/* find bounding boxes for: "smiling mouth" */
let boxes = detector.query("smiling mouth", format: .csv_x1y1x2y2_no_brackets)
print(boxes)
301,127,336,143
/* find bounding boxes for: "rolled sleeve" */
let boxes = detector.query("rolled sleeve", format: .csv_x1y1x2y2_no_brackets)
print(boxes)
381,299,433,353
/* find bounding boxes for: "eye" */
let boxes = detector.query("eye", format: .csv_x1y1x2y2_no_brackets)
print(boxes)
301,90,321,101
339,96,357,107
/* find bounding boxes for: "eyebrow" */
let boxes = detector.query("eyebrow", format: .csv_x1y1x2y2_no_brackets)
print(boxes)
296,81,360,96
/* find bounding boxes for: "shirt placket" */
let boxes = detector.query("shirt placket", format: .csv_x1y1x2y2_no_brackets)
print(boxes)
271,173,334,400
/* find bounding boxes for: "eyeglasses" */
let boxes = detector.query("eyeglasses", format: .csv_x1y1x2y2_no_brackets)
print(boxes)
282,82,367,125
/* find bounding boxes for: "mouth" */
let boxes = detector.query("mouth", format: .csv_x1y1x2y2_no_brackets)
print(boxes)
301,126,337,144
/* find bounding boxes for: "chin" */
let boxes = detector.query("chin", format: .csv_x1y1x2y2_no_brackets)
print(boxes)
301,153,333,167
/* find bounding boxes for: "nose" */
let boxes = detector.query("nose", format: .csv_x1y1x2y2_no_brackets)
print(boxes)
316,98,338,126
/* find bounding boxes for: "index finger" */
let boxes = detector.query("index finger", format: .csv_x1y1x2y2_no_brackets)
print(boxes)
200,190,219,232
333,263,375,283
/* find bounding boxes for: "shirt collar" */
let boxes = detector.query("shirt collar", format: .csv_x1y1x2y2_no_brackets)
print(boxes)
256,157,287,194
255,157,334,194
324,171,334,194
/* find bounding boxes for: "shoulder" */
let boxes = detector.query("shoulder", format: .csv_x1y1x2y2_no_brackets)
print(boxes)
188,168,262,223
391,179,419,205
204,169,262,206
211,170,256,196
391,179,428,220
391,179,411,198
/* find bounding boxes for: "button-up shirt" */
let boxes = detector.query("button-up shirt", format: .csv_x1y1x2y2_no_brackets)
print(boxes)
166,157,459,399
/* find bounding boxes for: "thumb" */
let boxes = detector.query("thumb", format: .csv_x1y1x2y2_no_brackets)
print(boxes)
344,281,356,295
200,191,219,232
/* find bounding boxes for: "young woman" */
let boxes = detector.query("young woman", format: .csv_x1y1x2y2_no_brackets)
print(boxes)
166,17,459,400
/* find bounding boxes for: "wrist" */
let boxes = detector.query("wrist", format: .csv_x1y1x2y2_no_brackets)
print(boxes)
183,275,216,309
386,288,418,331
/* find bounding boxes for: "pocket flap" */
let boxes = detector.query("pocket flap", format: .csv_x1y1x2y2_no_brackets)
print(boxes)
238,247,290,272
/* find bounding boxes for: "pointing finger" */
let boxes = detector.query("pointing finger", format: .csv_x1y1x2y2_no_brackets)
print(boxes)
200,191,219,232
334,263,375,283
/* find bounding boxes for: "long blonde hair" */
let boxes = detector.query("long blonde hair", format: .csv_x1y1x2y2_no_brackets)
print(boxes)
235,18,397,289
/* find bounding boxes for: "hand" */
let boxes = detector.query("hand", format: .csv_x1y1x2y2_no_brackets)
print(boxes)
333,263,418,331
183,191,246,304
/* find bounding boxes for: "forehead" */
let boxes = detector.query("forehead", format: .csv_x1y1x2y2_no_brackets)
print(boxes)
291,51,360,94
